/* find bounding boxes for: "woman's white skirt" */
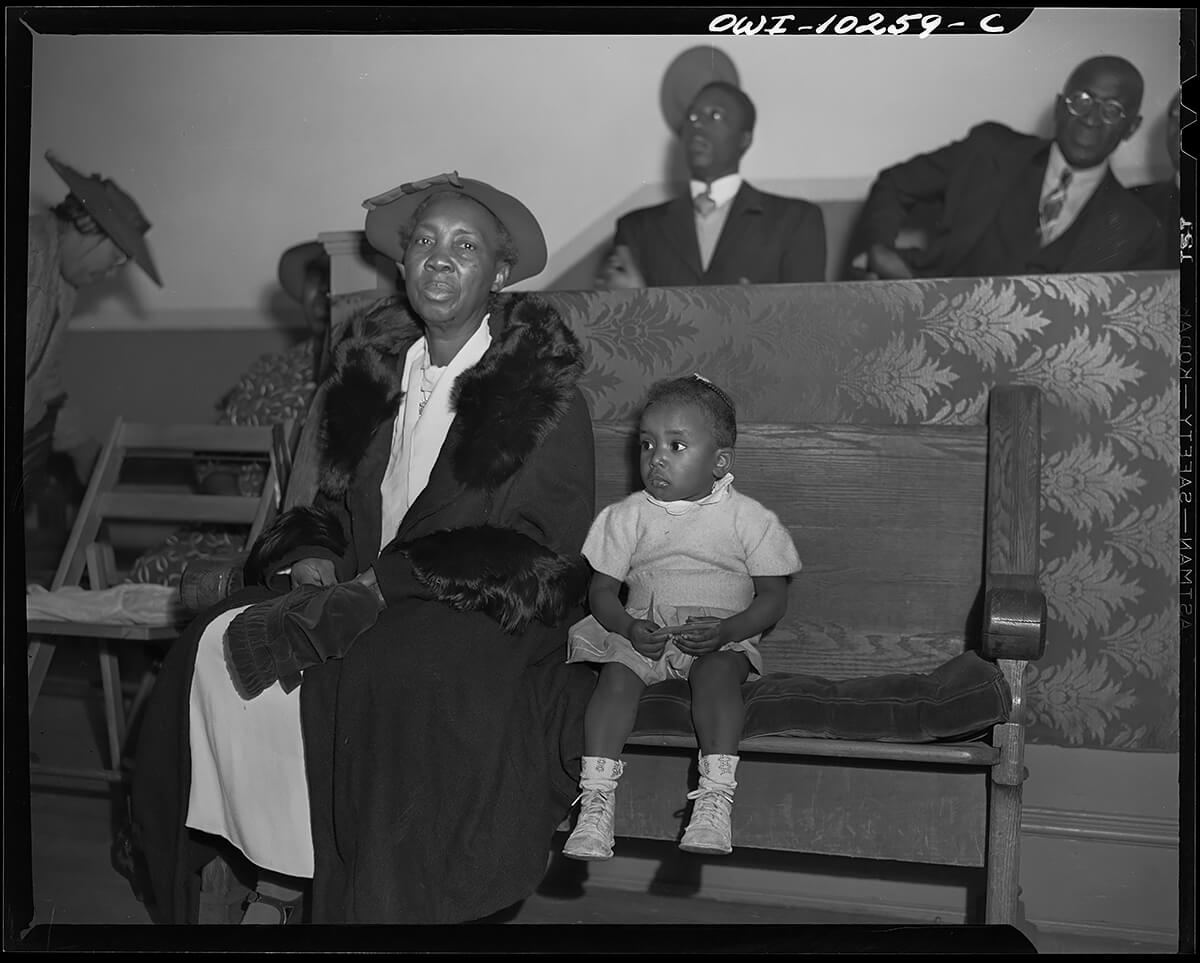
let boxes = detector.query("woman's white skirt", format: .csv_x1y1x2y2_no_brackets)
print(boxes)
185,604,314,878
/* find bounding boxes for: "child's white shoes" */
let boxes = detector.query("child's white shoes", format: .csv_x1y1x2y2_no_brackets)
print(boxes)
562,787,618,860
562,753,740,860
679,753,739,855
679,784,735,854
563,757,624,861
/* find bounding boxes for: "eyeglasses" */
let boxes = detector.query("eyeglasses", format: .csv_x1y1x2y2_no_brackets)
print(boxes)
687,106,728,125
1062,90,1129,125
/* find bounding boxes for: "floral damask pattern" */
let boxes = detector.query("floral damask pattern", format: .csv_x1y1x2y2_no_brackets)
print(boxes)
538,272,1180,752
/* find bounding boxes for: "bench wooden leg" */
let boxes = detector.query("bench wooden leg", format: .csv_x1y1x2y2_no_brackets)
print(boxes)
98,641,128,775
986,783,1021,923
986,720,1025,924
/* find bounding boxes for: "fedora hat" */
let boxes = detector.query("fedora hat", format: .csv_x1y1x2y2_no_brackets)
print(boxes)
660,46,741,133
45,150,162,286
362,171,547,285
278,241,329,303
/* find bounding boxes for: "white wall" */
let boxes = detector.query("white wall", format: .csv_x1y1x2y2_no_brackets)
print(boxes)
25,9,1181,318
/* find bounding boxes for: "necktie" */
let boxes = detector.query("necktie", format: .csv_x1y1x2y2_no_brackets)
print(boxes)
694,191,717,217
1038,169,1073,245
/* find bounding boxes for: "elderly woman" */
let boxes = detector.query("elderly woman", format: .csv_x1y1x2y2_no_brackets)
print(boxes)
131,173,596,924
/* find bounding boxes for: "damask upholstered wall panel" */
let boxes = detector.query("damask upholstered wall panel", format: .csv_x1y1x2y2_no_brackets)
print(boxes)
527,272,1179,753
333,271,1177,751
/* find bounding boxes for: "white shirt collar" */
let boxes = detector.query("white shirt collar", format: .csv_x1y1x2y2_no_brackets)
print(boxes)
1038,143,1109,244
378,315,493,551
1044,142,1106,199
644,472,734,515
417,313,492,372
690,173,742,209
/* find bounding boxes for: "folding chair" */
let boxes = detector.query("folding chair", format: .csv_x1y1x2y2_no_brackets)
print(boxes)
26,418,287,785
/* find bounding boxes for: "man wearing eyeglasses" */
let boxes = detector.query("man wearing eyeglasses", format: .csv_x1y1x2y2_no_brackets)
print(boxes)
600,80,827,288
26,152,162,490
850,55,1165,279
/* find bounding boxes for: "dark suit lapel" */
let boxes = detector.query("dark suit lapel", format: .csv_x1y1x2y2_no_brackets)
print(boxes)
658,193,705,282
706,183,764,281
941,137,1048,276
1056,169,1125,270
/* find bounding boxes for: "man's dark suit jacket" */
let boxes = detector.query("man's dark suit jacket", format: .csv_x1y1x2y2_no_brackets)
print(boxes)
1130,179,1180,270
855,122,1166,276
614,181,827,286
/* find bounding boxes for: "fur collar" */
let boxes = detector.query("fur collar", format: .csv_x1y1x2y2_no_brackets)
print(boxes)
319,293,585,497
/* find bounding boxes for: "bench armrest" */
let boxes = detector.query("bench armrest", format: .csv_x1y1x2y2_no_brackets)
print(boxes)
982,574,1046,661
982,384,1045,663
179,556,246,615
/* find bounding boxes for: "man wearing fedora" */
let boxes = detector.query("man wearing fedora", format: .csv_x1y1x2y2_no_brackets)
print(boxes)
602,65,826,288
25,151,162,488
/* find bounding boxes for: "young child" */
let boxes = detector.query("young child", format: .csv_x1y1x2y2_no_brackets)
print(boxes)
563,375,801,860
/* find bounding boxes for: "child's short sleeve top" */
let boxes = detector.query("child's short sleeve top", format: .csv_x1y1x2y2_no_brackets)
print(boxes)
581,480,800,614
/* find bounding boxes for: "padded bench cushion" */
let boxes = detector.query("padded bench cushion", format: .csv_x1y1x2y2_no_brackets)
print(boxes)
632,651,1011,744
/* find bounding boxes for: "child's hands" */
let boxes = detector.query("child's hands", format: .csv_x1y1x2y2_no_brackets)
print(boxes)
628,618,668,660
651,616,726,655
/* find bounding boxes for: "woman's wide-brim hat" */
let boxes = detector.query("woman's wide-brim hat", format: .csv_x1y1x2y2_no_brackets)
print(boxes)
660,46,741,133
45,150,162,287
278,241,329,302
362,171,547,285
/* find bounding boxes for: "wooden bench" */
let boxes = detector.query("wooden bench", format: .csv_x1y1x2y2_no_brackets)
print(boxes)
178,382,1044,925
580,383,1044,926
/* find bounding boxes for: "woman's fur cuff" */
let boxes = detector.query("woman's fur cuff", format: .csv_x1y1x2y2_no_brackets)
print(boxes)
399,526,591,633
243,505,347,587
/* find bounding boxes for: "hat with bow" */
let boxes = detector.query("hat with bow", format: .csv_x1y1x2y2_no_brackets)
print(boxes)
362,171,547,284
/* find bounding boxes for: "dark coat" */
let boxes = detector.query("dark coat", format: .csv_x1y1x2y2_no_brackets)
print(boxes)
614,181,827,286
854,122,1167,277
1130,179,1180,270
132,293,597,924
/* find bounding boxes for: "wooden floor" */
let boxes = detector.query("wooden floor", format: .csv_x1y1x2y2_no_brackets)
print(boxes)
12,653,1177,954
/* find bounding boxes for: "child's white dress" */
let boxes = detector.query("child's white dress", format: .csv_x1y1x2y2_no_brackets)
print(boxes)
567,474,801,684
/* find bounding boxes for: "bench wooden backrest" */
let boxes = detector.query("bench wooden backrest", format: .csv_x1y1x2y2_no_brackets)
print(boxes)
592,421,991,680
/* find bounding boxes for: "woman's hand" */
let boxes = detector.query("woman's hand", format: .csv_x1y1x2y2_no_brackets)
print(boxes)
290,556,337,589
628,618,667,660
352,567,386,605
866,243,915,279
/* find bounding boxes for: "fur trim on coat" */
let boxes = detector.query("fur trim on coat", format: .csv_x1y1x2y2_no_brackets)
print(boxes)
402,526,592,633
249,293,592,632
319,293,585,497
243,505,347,588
